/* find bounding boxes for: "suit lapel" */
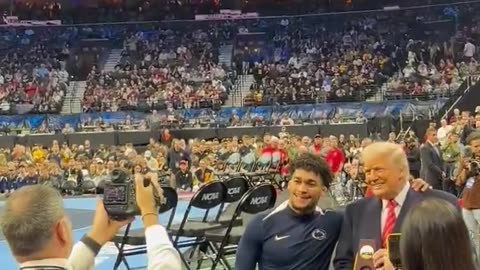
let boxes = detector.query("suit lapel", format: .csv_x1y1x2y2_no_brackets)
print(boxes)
430,143,440,160
364,198,382,248
394,189,421,232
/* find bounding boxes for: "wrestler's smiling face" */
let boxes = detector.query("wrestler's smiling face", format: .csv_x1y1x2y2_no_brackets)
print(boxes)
288,169,324,214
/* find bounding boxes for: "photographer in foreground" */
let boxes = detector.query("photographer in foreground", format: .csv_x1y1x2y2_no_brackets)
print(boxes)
132,172,182,270
0,184,128,270
457,131,480,258
0,172,181,270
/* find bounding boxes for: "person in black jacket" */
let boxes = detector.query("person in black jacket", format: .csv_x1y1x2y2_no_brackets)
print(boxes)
174,160,194,191
406,138,421,178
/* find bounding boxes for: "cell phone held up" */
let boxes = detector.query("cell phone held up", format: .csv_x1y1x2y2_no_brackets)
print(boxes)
387,233,403,270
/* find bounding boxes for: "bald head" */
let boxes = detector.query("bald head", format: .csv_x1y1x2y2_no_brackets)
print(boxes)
1,185,65,257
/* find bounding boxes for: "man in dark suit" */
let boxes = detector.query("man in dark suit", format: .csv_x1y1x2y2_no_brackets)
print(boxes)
420,127,445,190
334,142,457,270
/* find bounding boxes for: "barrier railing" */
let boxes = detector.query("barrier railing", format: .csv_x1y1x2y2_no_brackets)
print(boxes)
0,99,448,132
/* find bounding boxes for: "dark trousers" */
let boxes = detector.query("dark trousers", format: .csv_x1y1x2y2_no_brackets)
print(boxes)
443,162,458,196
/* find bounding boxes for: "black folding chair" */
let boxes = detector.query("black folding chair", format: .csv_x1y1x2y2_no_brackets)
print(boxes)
243,153,271,184
112,186,178,270
215,176,250,226
195,176,251,269
80,178,97,194
226,152,241,171
238,152,256,173
265,151,284,190
169,180,227,270
245,153,281,188
62,180,77,195
190,176,250,226
205,183,277,270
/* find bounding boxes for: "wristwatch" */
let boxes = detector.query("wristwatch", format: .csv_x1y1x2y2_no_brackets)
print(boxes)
80,234,102,255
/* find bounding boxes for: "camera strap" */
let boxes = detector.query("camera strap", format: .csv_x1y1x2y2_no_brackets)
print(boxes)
20,267,67,270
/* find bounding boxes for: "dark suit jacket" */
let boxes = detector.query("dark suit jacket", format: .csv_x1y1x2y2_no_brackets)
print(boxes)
420,143,444,189
333,188,457,270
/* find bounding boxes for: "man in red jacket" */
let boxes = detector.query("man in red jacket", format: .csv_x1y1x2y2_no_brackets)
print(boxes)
310,134,324,156
261,136,288,173
325,136,344,174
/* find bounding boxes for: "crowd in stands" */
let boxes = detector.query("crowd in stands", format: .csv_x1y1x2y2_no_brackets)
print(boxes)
237,6,480,106
82,26,235,112
0,130,351,195
1,104,478,199
0,27,73,114
0,2,477,114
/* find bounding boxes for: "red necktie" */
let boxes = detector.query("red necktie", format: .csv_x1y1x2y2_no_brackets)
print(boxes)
382,200,397,247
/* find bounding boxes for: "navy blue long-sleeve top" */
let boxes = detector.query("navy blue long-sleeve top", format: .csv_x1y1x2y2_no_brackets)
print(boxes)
236,201,343,270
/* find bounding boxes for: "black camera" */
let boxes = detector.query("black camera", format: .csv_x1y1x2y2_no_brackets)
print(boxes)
470,160,480,176
103,168,160,220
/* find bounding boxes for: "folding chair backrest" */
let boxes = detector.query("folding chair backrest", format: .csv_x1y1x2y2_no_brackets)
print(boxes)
226,152,241,170
237,184,277,215
223,176,250,203
271,151,282,170
216,184,277,252
240,152,256,172
177,180,227,231
190,180,227,209
158,186,178,229
62,180,77,190
256,153,272,171
82,180,96,191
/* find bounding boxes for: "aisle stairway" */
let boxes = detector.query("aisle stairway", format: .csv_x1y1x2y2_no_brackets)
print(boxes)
218,44,233,67
103,49,123,72
223,75,254,107
60,82,76,114
61,81,87,114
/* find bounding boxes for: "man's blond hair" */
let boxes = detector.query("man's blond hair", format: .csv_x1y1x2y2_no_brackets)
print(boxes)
361,142,410,182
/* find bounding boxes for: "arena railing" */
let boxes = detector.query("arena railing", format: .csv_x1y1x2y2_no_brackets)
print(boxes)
0,99,447,133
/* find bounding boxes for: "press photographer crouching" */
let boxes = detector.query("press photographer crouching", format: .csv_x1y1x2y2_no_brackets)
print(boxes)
0,169,181,270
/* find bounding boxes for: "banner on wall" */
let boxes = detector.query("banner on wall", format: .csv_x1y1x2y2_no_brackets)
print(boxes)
2,16,62,26
0,99,448,129
195,10,259,21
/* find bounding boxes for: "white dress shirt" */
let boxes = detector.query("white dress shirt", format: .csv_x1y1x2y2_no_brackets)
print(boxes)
145,224,182,270
19,242,96,270
19,224,181,270
381,182,410,233
437,125,452,145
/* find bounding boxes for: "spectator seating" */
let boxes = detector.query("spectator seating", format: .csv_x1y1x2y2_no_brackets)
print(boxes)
82,26,235,112
233,5,478,106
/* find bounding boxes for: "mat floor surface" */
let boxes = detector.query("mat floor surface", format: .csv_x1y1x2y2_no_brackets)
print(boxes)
0,192,336,270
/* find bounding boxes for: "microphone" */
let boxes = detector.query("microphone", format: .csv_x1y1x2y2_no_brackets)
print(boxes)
354,239,376,270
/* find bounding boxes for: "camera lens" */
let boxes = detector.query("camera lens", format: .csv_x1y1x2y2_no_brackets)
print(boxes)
111,169,124,183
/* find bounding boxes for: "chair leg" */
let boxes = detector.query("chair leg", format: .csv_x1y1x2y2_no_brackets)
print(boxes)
113,223,133,270
113,242,133,270
211,242,233,270
175,245,192,270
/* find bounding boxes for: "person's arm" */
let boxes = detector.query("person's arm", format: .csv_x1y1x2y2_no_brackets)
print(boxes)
144,219,182,270
235,215,264,270
136,173,182,270
333,205,355,270
67,238,97,270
